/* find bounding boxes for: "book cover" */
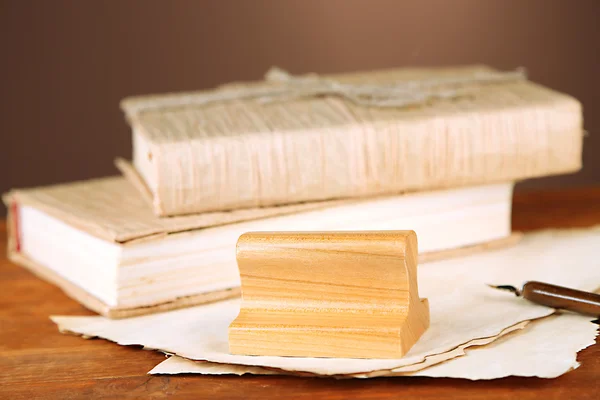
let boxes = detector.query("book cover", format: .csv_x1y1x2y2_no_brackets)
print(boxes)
121,65,583,216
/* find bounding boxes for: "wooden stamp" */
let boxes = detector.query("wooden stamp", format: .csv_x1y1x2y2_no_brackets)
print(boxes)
228,231,430,359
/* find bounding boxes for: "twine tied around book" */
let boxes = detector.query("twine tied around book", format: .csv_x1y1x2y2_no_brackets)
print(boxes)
262,67,526,108
124,67,527,116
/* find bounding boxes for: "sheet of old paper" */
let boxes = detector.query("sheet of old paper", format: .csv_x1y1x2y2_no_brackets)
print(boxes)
407,313,598,379
147,320,528,376
149,313,598,379
52,227,600,377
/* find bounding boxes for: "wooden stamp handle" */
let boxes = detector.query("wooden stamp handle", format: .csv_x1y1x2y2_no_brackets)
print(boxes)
522,281,600,316
228,231,430,359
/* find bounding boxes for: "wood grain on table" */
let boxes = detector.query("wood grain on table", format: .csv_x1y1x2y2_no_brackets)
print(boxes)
1,187,599,400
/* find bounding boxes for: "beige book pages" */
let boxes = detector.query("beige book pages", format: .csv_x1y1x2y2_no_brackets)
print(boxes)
51,227,600,375
5,206,241,318
121,65,583,216
7,250,241,319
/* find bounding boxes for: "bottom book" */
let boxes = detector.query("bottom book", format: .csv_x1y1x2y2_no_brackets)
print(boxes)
4,177,516,318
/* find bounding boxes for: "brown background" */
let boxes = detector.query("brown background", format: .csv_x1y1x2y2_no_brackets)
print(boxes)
1,0,599,216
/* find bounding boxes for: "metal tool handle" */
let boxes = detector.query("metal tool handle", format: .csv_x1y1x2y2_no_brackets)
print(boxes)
522,281,600,317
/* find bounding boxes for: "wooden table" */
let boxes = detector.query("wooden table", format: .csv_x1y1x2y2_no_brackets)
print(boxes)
1,188,599,399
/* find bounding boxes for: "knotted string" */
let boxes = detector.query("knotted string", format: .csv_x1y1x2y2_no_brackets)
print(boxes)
124,67,527,116
262,66,526,108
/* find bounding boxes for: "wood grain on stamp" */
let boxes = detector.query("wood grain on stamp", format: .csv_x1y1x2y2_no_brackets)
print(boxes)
228,231,430,359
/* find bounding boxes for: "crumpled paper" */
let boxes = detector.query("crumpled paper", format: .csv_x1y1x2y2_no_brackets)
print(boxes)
52,227,600,378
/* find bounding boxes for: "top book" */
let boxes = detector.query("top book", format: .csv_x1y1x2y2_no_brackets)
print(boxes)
121,65,583,217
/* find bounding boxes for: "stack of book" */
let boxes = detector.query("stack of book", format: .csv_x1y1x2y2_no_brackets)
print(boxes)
4,65,583,318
